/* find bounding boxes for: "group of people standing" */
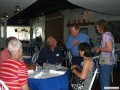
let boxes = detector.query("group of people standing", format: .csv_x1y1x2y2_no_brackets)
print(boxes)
0,19,115,90
67,19,115,90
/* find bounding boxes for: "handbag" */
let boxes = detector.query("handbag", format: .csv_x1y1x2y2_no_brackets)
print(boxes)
99,55,111,64
69,63,85,90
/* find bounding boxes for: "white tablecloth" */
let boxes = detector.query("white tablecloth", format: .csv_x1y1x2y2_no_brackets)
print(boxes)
28,64,68,79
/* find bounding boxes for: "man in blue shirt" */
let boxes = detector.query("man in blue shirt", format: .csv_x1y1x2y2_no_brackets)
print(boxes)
66,25,90,65
36,36,63,65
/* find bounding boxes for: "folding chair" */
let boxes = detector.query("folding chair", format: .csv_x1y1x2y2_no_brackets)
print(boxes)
88,68,98,90
92,55,114,83
65,50,72,67
0,80,9,90
92,56,99,68
31,51,40,64
114,49,120,68
108,49,120,83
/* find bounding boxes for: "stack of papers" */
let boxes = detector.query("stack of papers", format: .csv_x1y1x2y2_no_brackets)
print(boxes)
34,72,43,78
28,70,34,74
23,56,31,58
49,70,65,75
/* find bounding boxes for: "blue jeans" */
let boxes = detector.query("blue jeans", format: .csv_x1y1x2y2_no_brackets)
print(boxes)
99,64,114,90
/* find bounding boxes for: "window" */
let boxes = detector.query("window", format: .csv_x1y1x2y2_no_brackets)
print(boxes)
7,26,30,41
80,28,88,35
1,26,4,37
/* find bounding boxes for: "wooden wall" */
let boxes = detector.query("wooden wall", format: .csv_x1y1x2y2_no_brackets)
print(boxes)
45,12,64,43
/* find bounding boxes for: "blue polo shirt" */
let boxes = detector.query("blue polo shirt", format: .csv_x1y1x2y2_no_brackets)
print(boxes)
37,46,63,64
66,33,90,56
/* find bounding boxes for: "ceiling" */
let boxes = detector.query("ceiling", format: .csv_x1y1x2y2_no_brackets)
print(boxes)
67,0,120,16
0,0,37,21
7,0,79,26
2,0,120,26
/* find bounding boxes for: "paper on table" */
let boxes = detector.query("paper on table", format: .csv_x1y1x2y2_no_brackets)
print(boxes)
34,72,43,78
28,70,34,74
49,70,65,75
23,56,31,58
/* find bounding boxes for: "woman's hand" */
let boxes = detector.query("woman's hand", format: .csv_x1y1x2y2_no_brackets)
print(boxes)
94,47,101,53
71,65,79,70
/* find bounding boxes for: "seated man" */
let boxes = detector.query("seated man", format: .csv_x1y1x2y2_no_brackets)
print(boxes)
36,36,63,65
0,39,29,90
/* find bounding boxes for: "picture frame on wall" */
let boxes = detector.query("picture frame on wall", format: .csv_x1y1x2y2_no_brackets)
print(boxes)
80,28,88,35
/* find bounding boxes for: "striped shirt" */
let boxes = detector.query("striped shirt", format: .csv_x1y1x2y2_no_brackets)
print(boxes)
1,59,28,90
0,48,11,66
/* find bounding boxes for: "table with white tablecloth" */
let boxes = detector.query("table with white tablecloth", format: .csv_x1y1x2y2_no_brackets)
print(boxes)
28,64,69,90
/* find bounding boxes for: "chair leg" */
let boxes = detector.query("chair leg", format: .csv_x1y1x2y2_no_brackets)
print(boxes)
115,61,117,68
66,58,67,67
111,72,113,83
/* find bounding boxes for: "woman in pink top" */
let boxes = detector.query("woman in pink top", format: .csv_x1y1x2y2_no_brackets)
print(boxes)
0,37,17,66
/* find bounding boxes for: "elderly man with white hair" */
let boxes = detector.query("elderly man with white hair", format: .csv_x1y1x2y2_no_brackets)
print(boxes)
0,39,29,90
36,36,63,65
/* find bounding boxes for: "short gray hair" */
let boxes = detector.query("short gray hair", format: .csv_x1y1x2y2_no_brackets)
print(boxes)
47,36,52,45
8,39,22,55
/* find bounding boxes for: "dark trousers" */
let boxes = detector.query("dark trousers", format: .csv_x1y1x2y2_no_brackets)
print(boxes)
72,56,83,65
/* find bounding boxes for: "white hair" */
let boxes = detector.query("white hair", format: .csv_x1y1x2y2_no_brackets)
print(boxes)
8,39,22,55
47,36,52,45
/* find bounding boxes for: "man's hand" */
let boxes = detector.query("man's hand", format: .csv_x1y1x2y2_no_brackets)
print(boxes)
73,40,80,45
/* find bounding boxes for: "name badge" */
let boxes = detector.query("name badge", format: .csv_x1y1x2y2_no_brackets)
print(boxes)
56,54,59,56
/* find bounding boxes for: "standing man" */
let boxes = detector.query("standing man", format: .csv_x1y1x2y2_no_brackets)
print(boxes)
66,25,90,65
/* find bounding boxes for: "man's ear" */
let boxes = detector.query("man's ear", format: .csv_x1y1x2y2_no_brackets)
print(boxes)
18,48,22,53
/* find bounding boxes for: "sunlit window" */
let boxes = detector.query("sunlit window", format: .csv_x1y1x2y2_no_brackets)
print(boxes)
7,26,30,41
1,26,4,37
33,27,42,38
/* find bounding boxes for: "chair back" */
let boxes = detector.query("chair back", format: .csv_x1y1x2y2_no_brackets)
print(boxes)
0,80,9,90
114,49,120,68
92,56,99,68
114,49,120,61
88,68,98,90
66,50,72,66
31,51,40,64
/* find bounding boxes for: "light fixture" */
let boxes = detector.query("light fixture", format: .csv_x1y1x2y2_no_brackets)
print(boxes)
41,12,44,15
1,22,4,26
5,15,9,18
14,6,20,13
18,19,24,24
81,11,84,16
3,13,9,18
